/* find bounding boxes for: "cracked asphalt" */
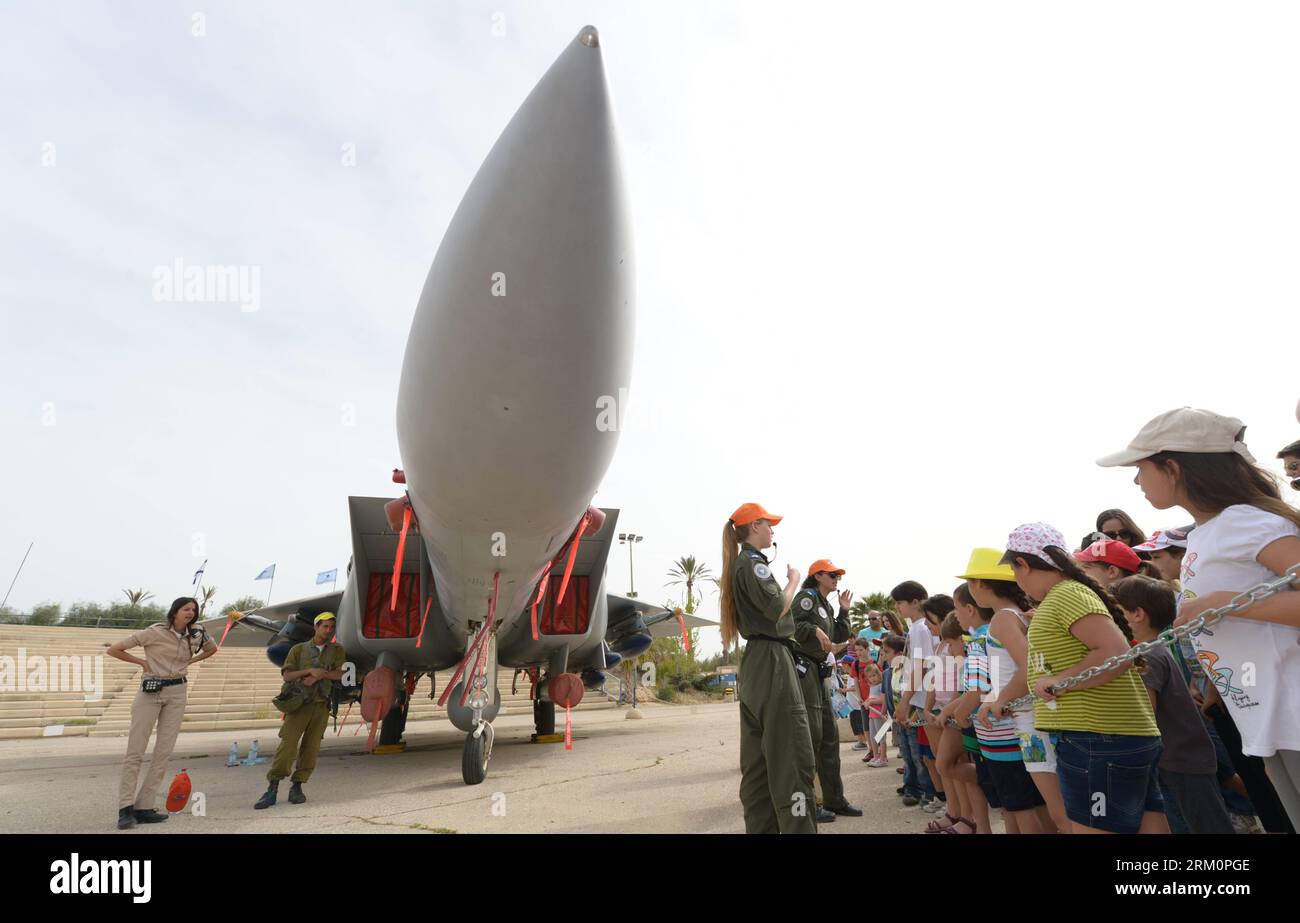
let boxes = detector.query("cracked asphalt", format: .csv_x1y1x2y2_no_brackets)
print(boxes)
0,702,971,833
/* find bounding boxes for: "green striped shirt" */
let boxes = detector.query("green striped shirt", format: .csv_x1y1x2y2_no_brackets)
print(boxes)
1026,580,1158,736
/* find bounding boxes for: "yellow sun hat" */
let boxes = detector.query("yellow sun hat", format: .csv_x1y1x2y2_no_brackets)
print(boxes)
956,548,1016,582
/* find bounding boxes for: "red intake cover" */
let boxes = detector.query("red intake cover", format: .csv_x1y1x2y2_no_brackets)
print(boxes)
583,506,606,535
361,666,397,724
549,672,584,709
166,770,192,813
384,497,415,532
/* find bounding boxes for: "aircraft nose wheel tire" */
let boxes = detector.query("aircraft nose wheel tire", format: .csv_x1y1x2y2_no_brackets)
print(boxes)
462,729,491,785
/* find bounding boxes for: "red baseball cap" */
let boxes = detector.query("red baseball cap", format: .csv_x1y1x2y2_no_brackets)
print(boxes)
1073,538,1141,574
729,502,783,527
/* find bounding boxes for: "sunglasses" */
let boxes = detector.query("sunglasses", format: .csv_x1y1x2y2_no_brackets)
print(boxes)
1102,530,1135,542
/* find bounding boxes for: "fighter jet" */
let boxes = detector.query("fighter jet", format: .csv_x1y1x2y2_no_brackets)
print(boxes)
205,26,703,784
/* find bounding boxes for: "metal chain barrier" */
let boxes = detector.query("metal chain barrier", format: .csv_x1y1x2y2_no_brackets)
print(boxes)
998,564,1300,713
897,564,1299,728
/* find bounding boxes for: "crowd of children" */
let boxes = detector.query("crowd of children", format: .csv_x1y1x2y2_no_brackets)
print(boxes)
831,407,1300,834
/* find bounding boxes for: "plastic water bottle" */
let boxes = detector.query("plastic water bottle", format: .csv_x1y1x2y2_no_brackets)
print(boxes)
226,741,239,767
244,739,260,764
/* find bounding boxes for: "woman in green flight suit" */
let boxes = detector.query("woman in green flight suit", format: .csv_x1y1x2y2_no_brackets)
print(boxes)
720,502,816,834
791,559,862,822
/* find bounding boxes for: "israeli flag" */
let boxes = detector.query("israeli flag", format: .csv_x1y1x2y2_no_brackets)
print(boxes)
255,564,276,580
192,559,207,586
316,568,337,585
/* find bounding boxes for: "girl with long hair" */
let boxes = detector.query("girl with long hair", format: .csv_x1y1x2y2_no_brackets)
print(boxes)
721,502,816,834
1099,406,1300,830
999,523,1166,834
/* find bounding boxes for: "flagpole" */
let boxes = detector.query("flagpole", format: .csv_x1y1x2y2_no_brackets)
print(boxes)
1,542,33,611
266,570,274,608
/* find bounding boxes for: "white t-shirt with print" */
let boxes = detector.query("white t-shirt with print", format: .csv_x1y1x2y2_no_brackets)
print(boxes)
907,619,936,709
1179,504,1300,757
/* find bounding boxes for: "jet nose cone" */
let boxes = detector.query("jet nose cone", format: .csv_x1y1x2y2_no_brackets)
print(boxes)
397,24,634,525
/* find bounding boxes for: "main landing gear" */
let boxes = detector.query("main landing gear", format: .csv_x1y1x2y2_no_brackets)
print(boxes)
533,698,556,737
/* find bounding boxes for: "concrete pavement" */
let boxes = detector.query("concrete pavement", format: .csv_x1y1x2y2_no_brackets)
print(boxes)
0,701,992,834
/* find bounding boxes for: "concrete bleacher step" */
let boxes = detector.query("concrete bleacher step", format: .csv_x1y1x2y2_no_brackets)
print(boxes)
1,625,621,740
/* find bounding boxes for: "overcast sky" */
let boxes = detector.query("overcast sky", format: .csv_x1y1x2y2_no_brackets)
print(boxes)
2,1,1298,657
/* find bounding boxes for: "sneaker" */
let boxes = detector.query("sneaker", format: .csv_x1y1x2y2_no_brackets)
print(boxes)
901,794,920,807
870,757,889,768
896,786,907,795
851,742,869,751
921,797,945,813
133,809,168,824
116,807,136,830
895,766,904,774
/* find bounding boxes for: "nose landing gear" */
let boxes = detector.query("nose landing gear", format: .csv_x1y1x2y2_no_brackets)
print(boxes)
461,668,495,785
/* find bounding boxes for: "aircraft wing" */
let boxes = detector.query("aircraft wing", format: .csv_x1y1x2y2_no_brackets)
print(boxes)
647,610,717,637
195,591,343,648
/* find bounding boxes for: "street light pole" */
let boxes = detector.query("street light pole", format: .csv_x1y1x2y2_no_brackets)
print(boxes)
618,533,642,598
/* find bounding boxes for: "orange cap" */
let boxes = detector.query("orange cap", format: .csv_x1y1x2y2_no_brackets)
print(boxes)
729,502,783,527
808,559,846,577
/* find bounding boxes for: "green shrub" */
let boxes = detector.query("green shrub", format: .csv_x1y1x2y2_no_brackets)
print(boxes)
657,685,677,702
27,602,62,626
62,602,167,630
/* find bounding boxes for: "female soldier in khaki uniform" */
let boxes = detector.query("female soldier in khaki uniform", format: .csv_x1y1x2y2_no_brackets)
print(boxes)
107,596,217,829
720,502,816,834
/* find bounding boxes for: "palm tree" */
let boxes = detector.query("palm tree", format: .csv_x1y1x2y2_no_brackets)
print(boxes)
115,589,155,629
122,589,154,609
665,555,713,615
849,598,871,634
863,592,897,613
198,584,218,616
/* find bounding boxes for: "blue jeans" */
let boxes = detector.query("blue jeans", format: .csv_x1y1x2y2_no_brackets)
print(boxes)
899,725,935,798
1054,731,1163,834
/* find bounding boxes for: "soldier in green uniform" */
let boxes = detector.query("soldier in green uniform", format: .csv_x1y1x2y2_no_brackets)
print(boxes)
791,559,863,822
254,612,346,809
720,502,816,834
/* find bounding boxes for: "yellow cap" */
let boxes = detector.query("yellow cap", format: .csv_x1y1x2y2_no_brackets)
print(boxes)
314,612,337,624
956,548,1016,582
